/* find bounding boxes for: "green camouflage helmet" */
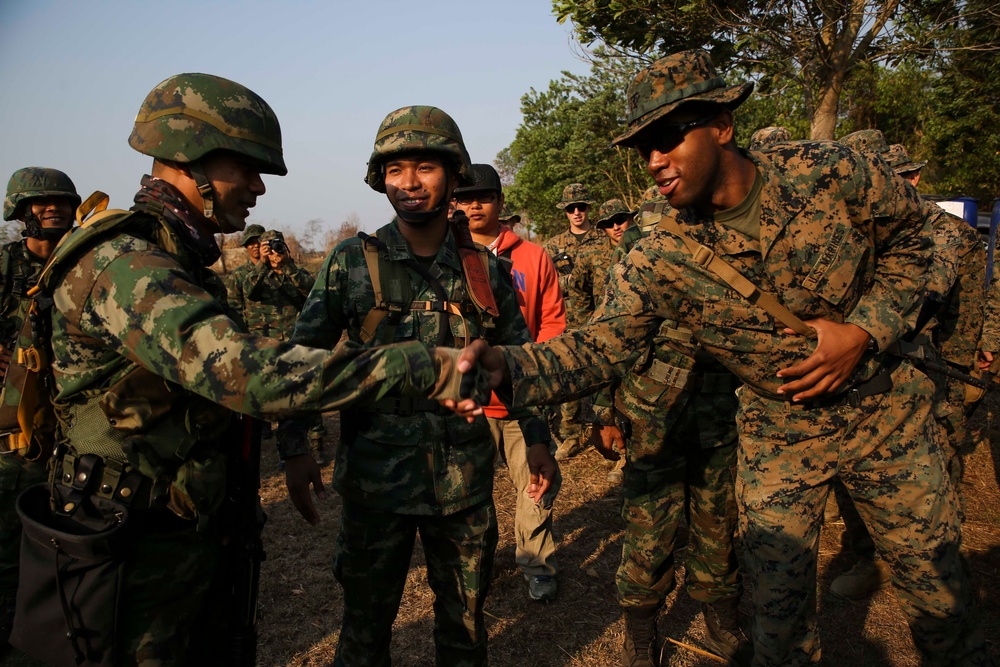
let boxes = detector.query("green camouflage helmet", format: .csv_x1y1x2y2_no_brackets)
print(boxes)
241,223,265,246
4,167,81,221
555,183,595,210
259,229,285,244
884,144,927,175
613,49,754,147
365,106,473,193
128,72,287,176
749,126,791,151
839,129,889,157
596,199,634,227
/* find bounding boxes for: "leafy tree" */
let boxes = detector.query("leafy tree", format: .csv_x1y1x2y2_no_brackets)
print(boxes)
554,0,1000,139
497,51,653,239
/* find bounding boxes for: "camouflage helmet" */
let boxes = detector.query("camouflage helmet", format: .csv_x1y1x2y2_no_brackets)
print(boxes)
555,183,595,210
259,229,285,244
4,167,81,221
839,129,889,156
883,144,927,175
241,223,265,246
128,73,287,176
365,106,473,193
596,199,634,227
499,204,521,224
749,126,791,151
613,50,754,147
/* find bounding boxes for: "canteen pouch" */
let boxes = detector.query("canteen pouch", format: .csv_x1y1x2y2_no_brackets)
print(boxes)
10,482,130,667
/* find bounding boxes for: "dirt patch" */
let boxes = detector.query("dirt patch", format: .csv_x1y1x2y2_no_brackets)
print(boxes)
256,398,1000,666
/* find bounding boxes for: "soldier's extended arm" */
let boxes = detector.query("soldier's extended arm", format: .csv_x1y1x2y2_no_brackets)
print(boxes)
59,249,475,419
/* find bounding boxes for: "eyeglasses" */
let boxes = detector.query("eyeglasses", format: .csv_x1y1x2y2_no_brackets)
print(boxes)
565,204,589,214
634,114,718,161
455,192,497,205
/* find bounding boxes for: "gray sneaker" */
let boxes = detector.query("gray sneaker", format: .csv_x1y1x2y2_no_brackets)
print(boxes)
830,559,889,599
524,574,558,602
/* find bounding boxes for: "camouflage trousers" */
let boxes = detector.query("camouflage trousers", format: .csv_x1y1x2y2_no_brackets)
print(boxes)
0,457,47,599
120,513,226,666
333,499,498,667
737,361,987,667
616,397,740,608
489,417,561,577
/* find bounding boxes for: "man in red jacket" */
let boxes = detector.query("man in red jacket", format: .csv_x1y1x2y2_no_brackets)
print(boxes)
453,163,566,602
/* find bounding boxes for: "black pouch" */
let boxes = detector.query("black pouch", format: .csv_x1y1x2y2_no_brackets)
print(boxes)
11,483,130,667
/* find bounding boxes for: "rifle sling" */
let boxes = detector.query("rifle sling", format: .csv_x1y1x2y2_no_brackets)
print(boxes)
656,214,816,339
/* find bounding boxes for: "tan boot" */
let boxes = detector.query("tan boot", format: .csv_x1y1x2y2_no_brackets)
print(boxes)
622,606,659,667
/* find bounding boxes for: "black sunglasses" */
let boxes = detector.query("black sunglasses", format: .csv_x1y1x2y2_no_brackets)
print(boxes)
565,204,589,213
634,114,718,161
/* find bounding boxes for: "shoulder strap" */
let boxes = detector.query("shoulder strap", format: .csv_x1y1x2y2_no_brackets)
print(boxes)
358,231,390,344
451,216,499,318
655,209,816,339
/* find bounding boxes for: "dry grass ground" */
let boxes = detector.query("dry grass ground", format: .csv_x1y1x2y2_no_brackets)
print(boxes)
256,394,1000,667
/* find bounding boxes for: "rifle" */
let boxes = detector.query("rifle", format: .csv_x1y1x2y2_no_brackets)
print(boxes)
226,415,267,666
887,339,996,391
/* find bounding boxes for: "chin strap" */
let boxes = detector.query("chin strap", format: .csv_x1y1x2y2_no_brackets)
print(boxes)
187,161,215,220
20,214,71,242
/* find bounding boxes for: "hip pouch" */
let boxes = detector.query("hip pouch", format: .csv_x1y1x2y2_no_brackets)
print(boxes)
11,482,130,667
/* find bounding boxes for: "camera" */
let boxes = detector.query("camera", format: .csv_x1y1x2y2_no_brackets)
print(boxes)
266,239,288,255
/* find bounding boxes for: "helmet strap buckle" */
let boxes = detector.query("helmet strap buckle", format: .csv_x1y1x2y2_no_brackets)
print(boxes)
187,162,215,219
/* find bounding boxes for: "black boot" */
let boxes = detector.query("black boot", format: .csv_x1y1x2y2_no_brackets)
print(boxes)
702,597,752,665
622,605,660,667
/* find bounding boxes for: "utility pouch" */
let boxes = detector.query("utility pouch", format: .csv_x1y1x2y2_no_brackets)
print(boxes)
11,482,130,667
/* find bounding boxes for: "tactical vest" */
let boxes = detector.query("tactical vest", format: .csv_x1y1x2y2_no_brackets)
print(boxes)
358,223,498,347
37,198,233,524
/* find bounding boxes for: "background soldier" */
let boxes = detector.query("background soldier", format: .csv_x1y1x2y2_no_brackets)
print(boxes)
589,195,748,665
228,222,265,323
0,167,79,652
453,162,566,602
748,126,791,151
451,49,987,667
23,74,472,667
544,183,607,459
595,198,634,248
281,107,556,666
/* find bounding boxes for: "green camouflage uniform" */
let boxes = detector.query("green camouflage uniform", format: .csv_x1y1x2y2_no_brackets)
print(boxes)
235,230,314,341
598,213,742,611
34,75,471,667
288,218,545,667
497,142,986,666
0,241,50,618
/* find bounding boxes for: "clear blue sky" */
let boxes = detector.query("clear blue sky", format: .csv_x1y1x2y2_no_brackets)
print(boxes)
0,0,591,239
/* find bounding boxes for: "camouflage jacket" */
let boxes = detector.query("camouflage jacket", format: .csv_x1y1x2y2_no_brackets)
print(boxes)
226,260,256,326
290,220,546,516
501,143,932,418
593,209,740,451
232,260,314,340
0,240,44,349
981,276,1000,355
48,180,445,520
544,226,615,328
919,208,986,369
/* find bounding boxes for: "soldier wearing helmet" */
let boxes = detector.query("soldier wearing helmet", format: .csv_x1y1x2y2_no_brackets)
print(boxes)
13,76,480,667
283,106,556,666
450,49,987,666
0,167,79,650
595,198,635,248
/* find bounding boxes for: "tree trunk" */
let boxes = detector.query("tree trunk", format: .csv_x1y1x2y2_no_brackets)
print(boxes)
810,72,844,140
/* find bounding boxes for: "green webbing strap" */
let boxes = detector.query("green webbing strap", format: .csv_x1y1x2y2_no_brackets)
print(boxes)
656,212,816,339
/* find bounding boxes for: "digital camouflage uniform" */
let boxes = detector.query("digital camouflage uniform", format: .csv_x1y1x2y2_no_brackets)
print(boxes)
748,126,791,151
594,206,743,655
0,167,81,645
833,133,987,577
287,106,546,667
544,184,614,451
34,75,469,667
496,137,986,665
237,230,314,341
